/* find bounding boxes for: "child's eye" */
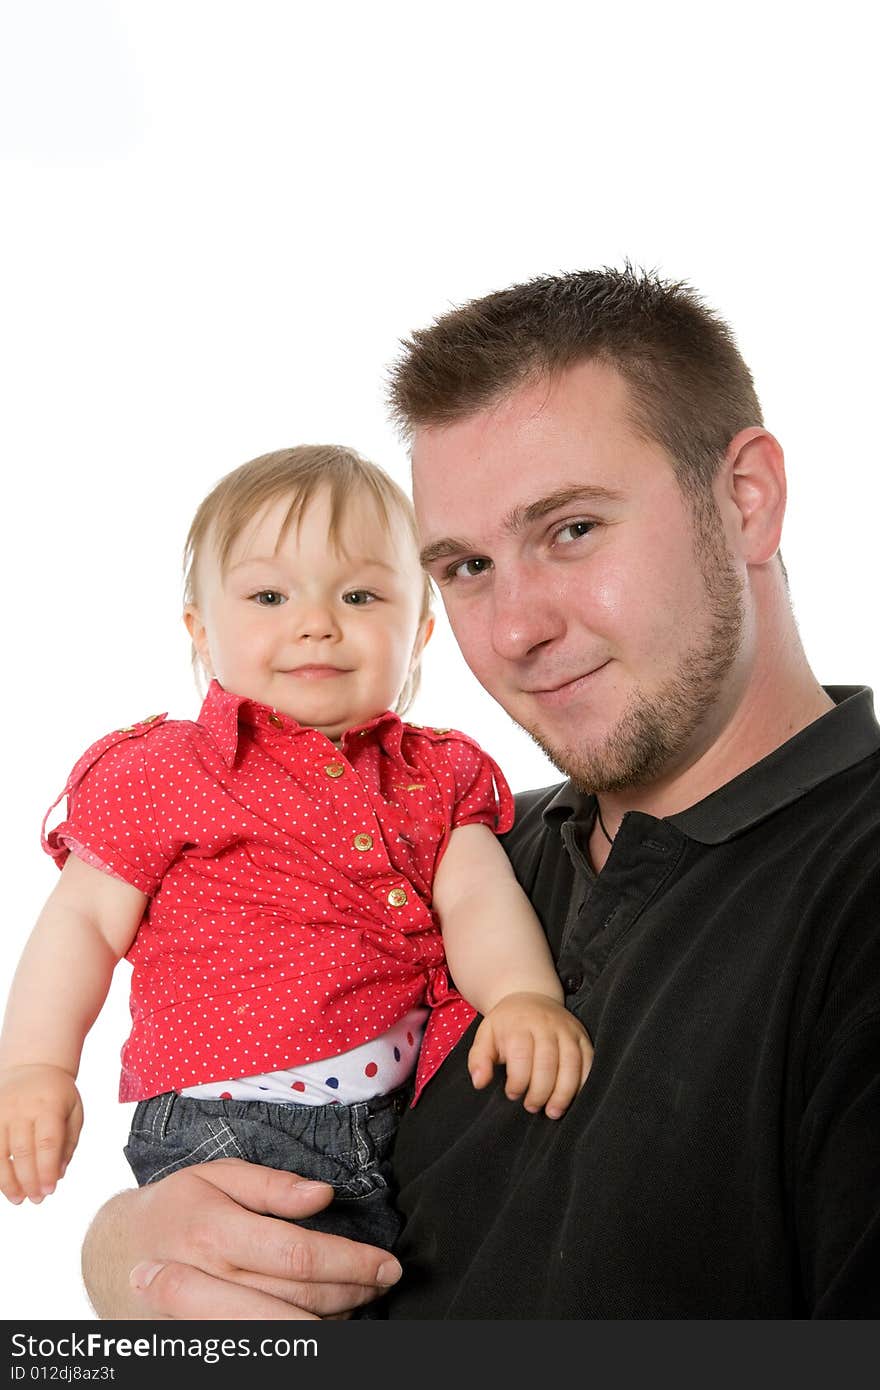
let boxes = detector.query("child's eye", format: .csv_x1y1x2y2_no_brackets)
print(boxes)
343,590,378,606
250,590,286,607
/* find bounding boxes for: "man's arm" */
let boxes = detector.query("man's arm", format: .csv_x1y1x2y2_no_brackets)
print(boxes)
82,1159,402,1319
799,1012,880,1316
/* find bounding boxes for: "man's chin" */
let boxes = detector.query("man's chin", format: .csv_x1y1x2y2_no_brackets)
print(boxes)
519,708,678,796
518,718,606,793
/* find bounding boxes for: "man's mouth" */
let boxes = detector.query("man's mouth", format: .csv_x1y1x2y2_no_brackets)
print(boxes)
525,661,610,705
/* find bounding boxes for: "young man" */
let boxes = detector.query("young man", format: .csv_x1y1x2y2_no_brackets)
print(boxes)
82,268,880,1318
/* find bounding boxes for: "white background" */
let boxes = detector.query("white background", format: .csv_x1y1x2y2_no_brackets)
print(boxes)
0,0,877,1320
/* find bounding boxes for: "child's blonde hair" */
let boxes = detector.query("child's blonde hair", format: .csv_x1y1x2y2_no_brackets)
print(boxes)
184,445,433,715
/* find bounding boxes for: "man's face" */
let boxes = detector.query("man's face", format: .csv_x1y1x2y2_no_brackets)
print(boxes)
413,361,746,794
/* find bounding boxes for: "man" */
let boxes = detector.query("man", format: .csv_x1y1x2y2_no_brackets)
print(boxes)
82,268,880,1317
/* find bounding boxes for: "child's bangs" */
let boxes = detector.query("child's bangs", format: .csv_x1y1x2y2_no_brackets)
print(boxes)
215,458,398,572
184,446,422,605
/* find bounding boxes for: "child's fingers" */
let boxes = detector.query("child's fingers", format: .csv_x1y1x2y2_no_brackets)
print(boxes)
520,1034,560,1111
61,1107,83,1175
7,1119,43,1202
578,1033,594,1088
0,1123,25,1204
467,1019,499,1090
503,1033,538,1102
543,1036,589,1119
33,1110,70,1194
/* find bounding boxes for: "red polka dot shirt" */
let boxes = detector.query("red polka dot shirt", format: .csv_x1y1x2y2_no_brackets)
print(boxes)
42,681,515,1105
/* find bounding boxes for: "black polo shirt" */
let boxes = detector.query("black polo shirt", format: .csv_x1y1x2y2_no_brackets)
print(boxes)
385,687,880,1318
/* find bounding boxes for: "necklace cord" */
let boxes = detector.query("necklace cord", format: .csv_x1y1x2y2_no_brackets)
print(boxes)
596,803,614,844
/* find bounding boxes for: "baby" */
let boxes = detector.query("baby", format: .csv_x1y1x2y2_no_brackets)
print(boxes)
0,445,592,1246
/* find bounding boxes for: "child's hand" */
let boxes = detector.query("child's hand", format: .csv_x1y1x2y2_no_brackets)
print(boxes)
0,1064,83,1204
468,992,593,1119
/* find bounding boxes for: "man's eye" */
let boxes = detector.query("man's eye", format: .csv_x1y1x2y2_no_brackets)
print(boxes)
448,556,493,580
251,590,286,606
554,520,596,545
343,590,377,606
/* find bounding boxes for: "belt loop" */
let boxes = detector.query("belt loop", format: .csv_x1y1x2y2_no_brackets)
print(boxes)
155,1090,176,1139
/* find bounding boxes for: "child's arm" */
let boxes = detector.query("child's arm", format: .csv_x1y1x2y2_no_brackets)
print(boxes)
0,856,146,1204
432,823,593,1119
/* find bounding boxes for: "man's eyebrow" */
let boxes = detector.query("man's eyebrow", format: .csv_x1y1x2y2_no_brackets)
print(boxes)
419,485,623,568
419,538,474,567
507,485,624,530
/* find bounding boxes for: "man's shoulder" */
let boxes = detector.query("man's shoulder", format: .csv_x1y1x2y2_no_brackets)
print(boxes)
501,781,569,856
512,781,570,819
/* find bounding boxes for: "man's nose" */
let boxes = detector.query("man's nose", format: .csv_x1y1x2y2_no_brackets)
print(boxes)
489,568,565,661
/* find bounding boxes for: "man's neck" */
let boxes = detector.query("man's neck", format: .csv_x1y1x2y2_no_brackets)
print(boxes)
589,649,834,871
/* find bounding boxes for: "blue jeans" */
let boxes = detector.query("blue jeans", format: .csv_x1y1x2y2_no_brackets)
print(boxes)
124,1086,408,1250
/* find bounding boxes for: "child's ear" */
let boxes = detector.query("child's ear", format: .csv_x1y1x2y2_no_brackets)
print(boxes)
183,605,214,676
411,614,435,666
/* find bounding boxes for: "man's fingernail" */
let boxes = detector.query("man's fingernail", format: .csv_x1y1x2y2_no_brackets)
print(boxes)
293,1179,330,1193
377,1259,402,1286
129,1261,164,1289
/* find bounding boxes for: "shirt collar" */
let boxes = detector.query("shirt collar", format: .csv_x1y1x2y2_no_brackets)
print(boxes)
196,679,405,768
542,686,880,844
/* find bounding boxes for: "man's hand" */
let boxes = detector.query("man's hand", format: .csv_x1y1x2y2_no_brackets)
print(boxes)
468,992,593,1119
0,1063,83,1203
82,1158,402,1320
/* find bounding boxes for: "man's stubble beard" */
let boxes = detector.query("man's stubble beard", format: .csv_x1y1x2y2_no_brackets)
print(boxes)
521,503,746,796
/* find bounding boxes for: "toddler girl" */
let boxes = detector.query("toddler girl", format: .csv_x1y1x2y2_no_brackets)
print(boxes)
0,445,592,1245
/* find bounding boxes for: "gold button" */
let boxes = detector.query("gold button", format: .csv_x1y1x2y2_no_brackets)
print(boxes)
387,887,408,907
267,714,284,729
431,727,450,735
324,762,345,778
353,833,373,852
117,713,163,734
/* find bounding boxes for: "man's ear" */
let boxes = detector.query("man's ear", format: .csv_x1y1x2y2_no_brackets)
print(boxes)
719,427,787,565
183,604,214,676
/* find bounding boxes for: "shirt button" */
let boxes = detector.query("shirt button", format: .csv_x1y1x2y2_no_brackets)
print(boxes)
267,714,284,729
324,762,345,778
563,973,583,995
387,887,408,907
353,832,373,852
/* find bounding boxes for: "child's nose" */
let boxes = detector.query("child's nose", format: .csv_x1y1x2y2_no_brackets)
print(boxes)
291,598,342,640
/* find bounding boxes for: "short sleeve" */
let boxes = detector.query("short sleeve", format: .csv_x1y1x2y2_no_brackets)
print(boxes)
445,737,516,836
796,868,880,1315
43,734,176,896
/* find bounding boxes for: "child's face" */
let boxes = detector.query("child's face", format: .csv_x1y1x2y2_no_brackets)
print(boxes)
184,487,432,742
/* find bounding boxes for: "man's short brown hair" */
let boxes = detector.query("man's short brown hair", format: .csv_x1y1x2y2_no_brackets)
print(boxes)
387,265,763,503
